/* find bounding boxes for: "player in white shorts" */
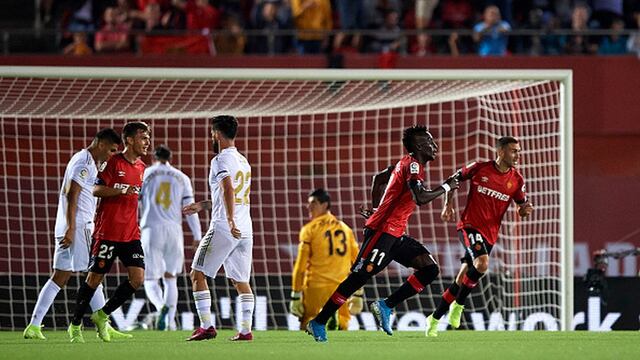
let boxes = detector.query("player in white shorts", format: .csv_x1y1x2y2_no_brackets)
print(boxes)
139,145,202,330
23,128,122,340
183,115,255,342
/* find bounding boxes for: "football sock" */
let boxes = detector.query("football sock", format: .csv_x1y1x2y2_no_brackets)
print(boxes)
102,281,137,315
455,266,484,304
193,290,212,329
144,279,165,312
30,279,61,326
384,264,439,308
89,284,106,312
238,293,254,335
314,272,369,324
433,282,460,319
162,277,178,330
71,282,97,326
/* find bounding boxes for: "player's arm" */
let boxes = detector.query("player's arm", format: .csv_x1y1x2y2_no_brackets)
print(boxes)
409,176,459,206
441,169,463,221
290,230,311,318
514,179,533,218
93,184,135,198
60,180,82,249
220,175,241,239
360,165,393,219
182,176,202,246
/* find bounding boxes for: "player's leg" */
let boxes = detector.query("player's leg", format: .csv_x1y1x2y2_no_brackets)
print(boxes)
426,263,467,337
300,286,331,330
160,225,184,331
337,296,352,331
141,226,165,317
101,241,145,315
160,274,177,330
226,237,254,341
24,269,72,339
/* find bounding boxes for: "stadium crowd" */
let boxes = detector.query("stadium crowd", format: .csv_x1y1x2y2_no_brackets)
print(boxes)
35,0,640,56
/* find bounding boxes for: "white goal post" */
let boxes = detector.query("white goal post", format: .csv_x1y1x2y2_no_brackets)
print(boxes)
0,67,572,331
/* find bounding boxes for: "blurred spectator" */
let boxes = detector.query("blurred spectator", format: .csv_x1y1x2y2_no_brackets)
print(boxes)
291,0,332,54
161,1,187,29
63,32,93,55
174,0,221,33
439,0,475,55
627,9,640,56
215,15,247,54
333,0,366,52
598,18,628,55
94,7,131,53
414,0,438,56
140,2,165,31
250,0,293,54
367,8,404,53
473,5,511,56
591,0,623,29
560,3,598,55
66,0,102,32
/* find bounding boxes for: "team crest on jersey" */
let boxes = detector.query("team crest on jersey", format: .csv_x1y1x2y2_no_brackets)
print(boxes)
410,162,420,174
98,260,105,268
366,263,374,272
507,181,513,189
474,243,482,251
481,176,489,183
79,168,88,180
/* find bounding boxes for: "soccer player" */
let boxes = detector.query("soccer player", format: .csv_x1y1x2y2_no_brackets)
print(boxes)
425,136,534,337
306,125,459,342
289,188,362,331
68,121,150,343
183,115,254,342
23,128,121,340
139,145,202,331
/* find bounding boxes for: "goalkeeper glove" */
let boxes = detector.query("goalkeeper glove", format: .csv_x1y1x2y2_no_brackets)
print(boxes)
349,288,364,315
289,291,305,318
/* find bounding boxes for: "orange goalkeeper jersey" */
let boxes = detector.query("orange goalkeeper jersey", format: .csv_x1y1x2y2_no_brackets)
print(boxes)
292,212,358,291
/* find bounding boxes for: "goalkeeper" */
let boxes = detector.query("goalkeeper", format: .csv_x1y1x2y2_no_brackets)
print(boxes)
290,189,362,330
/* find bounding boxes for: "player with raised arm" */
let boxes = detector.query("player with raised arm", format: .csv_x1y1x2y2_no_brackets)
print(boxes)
68,122,150,343
290,188,361,331
425,136,534,337
23,129,121,340
139,145,202,331
183,115,255,342
306,125,459,342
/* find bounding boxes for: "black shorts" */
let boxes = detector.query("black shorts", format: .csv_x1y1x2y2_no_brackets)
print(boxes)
351,227,431,276
458,228,493,266
88,239,145,274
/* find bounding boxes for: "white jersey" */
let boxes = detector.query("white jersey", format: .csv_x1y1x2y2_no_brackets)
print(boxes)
140,162,199,232
54,149,98,238
209,147,252,236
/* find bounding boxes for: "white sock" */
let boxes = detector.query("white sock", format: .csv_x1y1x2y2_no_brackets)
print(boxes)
193,290,212,329
162,277,178,330
238,293,254,335
144,280,164,312
89,284,106,312
29,279,61,327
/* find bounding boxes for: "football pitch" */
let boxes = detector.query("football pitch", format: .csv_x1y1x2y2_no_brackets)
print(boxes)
2,330,638,360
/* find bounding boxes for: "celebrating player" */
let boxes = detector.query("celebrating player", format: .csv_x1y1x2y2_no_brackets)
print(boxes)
290,188,362,331
425,136,534,337
68,121,150,343
23,129,121,340
183,115,255,342
306,125,459,342
139,145,202,331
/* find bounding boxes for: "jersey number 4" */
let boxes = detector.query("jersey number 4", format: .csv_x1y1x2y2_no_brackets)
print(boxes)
155,182,172,210
324,230,347,256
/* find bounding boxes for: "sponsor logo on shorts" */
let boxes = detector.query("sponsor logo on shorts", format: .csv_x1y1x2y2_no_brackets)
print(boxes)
475,243,482,251
132,254,144,259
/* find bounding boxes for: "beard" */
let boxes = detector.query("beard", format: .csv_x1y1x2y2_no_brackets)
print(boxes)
213,139,220,154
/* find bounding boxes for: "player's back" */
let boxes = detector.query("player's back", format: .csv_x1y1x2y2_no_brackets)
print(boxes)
54,149,98,237
140,163,191,228
209,147,252,236
302,213,357,287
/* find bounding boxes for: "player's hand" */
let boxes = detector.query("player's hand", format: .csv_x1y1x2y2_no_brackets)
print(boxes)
518,202,534,218
349,288,364,315
59,227,74,249
228,218,241,239
183,202,203,216
441,205,455,222
443,176,460,191
289,291,304,318
359,205,374,219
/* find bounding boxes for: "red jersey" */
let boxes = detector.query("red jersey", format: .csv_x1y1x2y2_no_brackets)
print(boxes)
456,161,527,245
93,153,146,242
366,155,425,237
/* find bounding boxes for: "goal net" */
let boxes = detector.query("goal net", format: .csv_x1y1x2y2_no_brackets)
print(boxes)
0,67,572,332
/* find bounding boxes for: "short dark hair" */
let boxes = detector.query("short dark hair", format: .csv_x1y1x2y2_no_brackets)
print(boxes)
496,136,519,149
402,124,430,153
154,144,171,161
211,115,238,139
94,128,122,145
122,121,150,142
309,188,331,209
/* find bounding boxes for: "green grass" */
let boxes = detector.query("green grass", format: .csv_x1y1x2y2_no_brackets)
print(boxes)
2,330,639,360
